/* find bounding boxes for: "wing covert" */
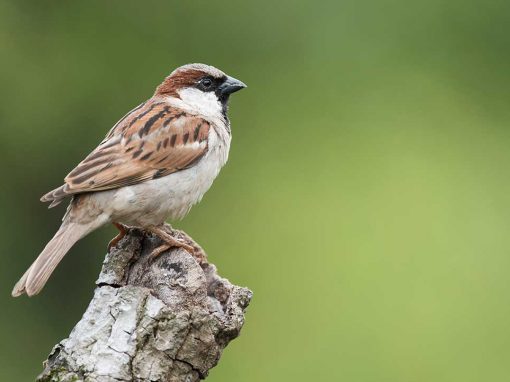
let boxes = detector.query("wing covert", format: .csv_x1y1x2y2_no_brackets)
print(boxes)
41,100,211,206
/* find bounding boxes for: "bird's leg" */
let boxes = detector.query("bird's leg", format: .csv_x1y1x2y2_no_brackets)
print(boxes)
150,243,172,259
107,222,129,252
147,225,195,260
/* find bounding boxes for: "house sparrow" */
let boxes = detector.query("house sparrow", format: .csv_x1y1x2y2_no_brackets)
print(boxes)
12,63,246,297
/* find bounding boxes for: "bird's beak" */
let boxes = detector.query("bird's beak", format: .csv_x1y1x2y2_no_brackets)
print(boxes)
218,76,247,97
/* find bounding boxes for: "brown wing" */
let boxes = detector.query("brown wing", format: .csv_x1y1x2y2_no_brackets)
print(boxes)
41,99,211,207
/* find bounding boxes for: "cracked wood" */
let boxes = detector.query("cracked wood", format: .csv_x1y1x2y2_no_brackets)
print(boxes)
37,225,252,382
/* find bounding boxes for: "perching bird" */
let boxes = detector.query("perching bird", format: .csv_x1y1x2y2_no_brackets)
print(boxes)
12,63,246,297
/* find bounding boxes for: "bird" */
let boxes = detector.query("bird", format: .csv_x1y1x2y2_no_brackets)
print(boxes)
12,63,246,297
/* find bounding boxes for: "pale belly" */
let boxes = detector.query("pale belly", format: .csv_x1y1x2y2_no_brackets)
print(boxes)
93,140,228,227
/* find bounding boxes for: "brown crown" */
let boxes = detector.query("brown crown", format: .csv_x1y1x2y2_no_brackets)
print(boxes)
154,63,227,98
155,69,206,97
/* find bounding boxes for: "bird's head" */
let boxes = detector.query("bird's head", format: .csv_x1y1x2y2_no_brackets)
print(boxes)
155,63,246,119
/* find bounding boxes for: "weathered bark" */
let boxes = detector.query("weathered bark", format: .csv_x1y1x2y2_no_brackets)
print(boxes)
37,225,252,382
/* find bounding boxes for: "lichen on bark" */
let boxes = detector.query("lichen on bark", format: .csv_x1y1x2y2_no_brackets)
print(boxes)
37,226,252,382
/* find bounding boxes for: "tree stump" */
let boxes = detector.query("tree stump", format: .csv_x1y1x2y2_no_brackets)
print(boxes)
37,225,252,382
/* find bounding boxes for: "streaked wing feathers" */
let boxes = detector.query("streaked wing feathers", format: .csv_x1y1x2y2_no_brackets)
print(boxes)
41,100,210,206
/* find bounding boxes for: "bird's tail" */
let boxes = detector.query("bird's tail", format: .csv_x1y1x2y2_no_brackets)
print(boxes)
12,219,99,297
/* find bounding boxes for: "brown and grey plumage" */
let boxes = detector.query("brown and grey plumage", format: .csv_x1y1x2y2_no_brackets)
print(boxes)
12,63,246,297
42,103,211,207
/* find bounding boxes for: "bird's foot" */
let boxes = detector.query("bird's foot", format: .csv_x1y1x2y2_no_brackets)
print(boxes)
107,222,129,252
147,225,195,262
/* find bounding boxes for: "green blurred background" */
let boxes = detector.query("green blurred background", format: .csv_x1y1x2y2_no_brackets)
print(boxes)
1,0,510,380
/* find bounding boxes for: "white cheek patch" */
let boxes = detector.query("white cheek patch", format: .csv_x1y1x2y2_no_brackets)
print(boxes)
177,88,222,118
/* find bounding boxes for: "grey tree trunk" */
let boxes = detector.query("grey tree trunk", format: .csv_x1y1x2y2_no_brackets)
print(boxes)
37,226,252,382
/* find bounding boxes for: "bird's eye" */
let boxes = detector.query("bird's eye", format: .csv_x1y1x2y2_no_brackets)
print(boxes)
200,78,213,89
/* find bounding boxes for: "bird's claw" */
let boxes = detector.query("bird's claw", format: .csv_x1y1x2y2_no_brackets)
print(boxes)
107,222,129,252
